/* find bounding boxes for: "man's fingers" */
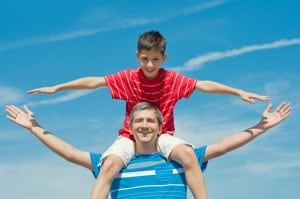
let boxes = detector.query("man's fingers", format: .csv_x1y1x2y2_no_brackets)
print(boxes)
23,105,35,117
263,103,273,115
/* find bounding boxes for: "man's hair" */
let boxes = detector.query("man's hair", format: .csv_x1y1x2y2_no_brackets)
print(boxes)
129,102,163,127
137,31,166,54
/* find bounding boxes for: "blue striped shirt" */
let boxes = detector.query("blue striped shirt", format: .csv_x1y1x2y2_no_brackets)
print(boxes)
90,146,207,199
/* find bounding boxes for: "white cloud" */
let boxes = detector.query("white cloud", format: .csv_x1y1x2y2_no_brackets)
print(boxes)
27,90,94,107
241,158,300,178
172,38,300,72
182,0,227,15
0,1,226,52
0,157,93,199
0,86,24,106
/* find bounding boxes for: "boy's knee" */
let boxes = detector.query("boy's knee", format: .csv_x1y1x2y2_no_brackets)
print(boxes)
101,155,124,175
171,144,198,166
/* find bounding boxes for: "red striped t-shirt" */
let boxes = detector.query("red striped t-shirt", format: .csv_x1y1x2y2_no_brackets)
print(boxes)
105,68,197,140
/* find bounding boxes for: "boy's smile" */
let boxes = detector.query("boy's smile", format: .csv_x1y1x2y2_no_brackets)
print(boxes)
136,50,167,80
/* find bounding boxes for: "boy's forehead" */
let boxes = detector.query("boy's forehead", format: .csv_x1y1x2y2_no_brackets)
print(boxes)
138,50,164,57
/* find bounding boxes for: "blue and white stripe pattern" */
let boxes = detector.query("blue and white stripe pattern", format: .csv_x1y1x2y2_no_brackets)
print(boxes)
90,146,207,199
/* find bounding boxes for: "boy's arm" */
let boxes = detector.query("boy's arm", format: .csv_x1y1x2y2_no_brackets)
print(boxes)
27,76,106,95
204,102,291,162
195,80,269,103
5,105,92,170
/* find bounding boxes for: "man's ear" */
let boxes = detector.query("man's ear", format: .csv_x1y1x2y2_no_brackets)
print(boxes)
158,125,163,135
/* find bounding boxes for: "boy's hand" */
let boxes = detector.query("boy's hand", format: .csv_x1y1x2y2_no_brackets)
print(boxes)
27,87,56,95
240,90,269,103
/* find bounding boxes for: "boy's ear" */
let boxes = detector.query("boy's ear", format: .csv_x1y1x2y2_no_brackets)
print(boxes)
136,51,139,59
162,54,168,62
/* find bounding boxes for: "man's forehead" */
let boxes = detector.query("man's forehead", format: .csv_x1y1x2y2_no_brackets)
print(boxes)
133,109,156,118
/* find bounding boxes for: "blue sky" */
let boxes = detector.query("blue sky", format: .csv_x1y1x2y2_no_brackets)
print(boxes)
1,0,299,198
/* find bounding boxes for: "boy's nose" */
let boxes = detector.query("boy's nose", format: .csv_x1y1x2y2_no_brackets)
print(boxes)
147,61,154,67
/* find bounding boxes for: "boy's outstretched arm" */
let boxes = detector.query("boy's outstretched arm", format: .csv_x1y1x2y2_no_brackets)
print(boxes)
204,102,291,162
5,105,92,170
27,76,106,95
195,80,269,103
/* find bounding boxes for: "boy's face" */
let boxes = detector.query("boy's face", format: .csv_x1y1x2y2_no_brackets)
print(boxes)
130,109,161,146
136,50,167,80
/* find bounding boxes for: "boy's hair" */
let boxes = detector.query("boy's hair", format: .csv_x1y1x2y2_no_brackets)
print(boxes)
137,31,166,54
129,102,163,127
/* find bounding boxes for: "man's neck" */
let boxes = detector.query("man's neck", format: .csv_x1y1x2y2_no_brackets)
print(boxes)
135,143,157,154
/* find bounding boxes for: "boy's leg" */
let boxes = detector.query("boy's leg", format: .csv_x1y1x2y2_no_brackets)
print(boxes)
90,136,134,199
90,155,124,199
170,144,207,199
158,134,208,199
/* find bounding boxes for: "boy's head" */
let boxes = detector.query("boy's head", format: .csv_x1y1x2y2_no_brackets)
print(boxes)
136,31,168,80
137,31,166,55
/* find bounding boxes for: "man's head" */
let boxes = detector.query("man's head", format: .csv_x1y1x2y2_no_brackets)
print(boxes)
129,102,163,150
136,31,167,80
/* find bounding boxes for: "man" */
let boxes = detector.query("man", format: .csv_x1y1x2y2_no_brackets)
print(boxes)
5,101,291,198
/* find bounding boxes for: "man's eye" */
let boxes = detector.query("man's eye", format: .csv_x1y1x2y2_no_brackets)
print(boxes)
147,119,156,123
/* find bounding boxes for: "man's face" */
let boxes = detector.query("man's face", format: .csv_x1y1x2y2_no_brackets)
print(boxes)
136,50,167,80
130,109,161,145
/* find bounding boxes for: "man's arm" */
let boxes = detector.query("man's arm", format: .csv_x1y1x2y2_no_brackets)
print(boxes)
195,80,269,103
27,76,106,95
5,105,92,170
204,102,291,162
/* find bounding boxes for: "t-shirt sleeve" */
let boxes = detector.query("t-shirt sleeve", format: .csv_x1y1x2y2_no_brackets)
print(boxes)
89,152,102,178
194,146,208,171
171,71,197,99
104,70,131,100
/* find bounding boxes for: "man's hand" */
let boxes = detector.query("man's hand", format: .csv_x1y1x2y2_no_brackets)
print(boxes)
258,102,291,130
6,105,38,130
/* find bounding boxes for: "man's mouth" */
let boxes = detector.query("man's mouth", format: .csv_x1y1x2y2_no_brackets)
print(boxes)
138,130,151,136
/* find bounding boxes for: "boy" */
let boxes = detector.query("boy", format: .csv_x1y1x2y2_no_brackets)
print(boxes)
28,30,269,198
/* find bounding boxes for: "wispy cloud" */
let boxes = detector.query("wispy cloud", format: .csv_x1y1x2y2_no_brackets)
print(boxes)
0,158,92,199
0,0,226,52
171,38,300,72
0,86,24,106
182,0,227,15
242,159,300,178
0,29,101,51
27,90,94,107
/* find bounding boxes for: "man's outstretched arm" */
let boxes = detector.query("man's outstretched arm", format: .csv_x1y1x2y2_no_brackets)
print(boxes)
204,102,291,162
5,105,92,170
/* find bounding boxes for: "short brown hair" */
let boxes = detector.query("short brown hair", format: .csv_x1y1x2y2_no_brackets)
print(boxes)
137,30,166,54
129,102,163,127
